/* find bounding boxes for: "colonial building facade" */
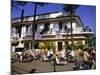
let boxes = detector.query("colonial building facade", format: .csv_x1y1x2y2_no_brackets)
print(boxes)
11,12,94,52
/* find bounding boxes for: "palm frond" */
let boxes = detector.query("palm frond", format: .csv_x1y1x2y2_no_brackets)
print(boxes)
63,4,79,14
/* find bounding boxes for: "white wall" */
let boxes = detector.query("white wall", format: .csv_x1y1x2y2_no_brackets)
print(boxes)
11,27,16,37
49,22,59,34
49,12,63,18
37,23,44,32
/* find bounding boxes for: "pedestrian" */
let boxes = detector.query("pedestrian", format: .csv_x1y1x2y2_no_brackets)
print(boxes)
83,48,93,69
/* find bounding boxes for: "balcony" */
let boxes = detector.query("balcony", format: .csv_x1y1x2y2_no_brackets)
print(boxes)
11,28,94,42
11,33,20,44
11,33,19,40
22,32,32,40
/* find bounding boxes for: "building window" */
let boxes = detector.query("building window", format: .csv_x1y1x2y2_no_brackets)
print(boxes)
34,42,39,49
26,25,29,32
16,26,21,35
34,24,37,31
44,23,50,32
58,42,62,51
67,28,71,32
53,24,59,32
59,22,62,30
64,26,67,30
66,42,68,45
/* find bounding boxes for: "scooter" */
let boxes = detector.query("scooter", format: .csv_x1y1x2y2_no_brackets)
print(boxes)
73,61,93,70
67,55,77,63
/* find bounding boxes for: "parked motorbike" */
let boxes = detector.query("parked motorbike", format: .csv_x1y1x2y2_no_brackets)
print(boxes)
73,61,93,70
66,55,77,63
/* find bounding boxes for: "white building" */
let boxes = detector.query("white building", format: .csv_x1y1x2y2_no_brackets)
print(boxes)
11,12,94,52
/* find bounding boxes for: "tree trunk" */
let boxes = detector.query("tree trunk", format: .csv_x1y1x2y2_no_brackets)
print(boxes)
70,11,74,50
32,3,37,50
19,9,24,37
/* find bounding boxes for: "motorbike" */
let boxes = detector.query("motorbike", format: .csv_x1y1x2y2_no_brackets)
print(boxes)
73,61,94,70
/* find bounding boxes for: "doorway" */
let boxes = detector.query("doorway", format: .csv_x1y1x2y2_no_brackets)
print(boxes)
58,42,62,51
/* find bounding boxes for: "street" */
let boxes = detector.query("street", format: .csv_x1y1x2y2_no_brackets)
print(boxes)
12,59,75,75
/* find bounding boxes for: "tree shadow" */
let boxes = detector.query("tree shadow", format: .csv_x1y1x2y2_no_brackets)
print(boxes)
29,69,36,73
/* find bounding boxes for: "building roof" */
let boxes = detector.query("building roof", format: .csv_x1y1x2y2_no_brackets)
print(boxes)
12,11,60,20
11,12,84,28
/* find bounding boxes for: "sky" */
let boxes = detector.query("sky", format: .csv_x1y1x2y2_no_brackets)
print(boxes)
11,1,96,33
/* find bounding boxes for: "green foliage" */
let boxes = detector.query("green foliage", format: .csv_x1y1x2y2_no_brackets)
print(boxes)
63,4,79,15
48,42,56,50
39,42,46,49
63,42,85,50
11,0,27,11
38,41,56,50
84,26,92,32
74,43,85,50
87,36,96,48
63,44,67,49
63,44,72,50
45,41,55,54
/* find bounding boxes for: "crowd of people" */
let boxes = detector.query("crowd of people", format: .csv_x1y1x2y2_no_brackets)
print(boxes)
73,47,96,70
83,48,96,69
12,47,96,70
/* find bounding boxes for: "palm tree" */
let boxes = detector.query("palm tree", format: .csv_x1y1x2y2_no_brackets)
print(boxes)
12,1,47,50
91,35,96,48
49,42,56,72
11,1,28,38
83,26,93,47
11,0,27,12
63,4,79,50
31,2,47,50
83,26,92,32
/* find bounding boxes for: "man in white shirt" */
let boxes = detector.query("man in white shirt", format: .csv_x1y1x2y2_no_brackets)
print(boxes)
69,50,75,57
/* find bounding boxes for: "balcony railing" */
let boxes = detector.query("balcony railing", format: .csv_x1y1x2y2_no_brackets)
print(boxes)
11,33,19,42
11,29,94,42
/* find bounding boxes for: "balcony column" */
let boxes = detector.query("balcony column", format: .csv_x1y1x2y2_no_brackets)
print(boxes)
29,42,32,49
28,25,32,36
55,41,58,51
72,22,76,33
62,42,65,49
21,26,24,39
11,46,16,53
69,41,72,44
82,40,85,45
11,27,16,38
21,26,26,39
49,22,55,34
49,23,53,30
